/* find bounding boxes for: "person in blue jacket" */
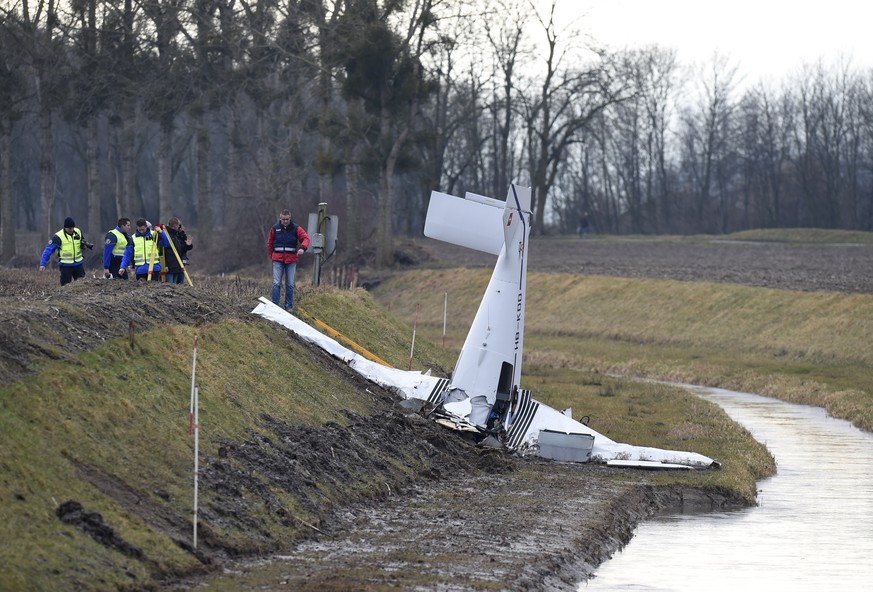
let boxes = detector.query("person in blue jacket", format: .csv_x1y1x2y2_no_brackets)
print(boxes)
130,218,170,280
39,217,92,286
102,218,133,279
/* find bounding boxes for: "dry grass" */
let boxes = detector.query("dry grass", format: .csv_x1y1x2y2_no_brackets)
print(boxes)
524,366,774,503
375,269,873,365
372,269,873,433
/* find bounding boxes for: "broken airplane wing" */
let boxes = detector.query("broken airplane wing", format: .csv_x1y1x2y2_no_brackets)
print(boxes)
252,184,718,470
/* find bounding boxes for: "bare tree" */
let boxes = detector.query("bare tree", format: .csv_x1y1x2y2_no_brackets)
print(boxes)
520,0,630,233
857,72,873,230
638,46,680,232
143,0,190,223
0,9,29,258
16,0,65,234
737,83,794,227
69,0,103,237
790,61,862,228
678,53,740,232
189,0,219,244
481,0,528,199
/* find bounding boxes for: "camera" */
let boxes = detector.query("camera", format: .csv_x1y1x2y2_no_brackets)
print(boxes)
81,240,94,250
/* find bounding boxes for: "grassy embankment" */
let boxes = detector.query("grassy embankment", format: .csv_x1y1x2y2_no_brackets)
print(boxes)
0,278,772,590
0,287,449,591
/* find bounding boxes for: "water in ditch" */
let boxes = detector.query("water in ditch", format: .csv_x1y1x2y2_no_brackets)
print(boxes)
581,386,873,591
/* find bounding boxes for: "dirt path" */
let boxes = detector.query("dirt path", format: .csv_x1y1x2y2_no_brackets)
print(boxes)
173,459,735,591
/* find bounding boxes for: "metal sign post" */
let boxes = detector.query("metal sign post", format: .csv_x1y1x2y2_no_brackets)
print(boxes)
307,203,338,287
313,203,327,286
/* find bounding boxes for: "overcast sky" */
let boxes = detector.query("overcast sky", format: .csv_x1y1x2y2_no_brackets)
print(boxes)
555,0,873,86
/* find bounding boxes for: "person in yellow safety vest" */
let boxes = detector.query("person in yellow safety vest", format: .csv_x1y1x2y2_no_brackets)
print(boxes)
131,218,170,280
38,217,93,286
102,217,134,279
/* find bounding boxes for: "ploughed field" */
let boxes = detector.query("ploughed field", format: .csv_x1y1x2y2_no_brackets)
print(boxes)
414,236,873,294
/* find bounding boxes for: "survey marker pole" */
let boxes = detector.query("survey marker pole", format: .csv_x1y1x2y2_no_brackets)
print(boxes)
189,336,199,549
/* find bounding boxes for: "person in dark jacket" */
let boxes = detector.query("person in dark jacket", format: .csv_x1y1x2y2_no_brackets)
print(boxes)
102,218,133,279
578,211,590,238
267,209,310,310
39,217,91,286
162,217,193,284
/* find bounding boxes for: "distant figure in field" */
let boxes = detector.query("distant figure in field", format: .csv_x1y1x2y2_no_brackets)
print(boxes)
578,211,590,238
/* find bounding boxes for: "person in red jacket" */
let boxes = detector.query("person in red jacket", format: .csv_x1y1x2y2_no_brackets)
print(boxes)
267,209,310,310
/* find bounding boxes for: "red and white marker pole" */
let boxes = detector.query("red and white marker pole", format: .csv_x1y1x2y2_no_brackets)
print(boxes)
189,336,198,435
193,385,199,550
189,336,199,549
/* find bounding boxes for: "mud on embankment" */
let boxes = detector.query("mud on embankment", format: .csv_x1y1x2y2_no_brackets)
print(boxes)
164,410,740,591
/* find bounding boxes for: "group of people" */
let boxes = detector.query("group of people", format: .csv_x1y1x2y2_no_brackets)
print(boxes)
39,208,311,310
39,216,194,286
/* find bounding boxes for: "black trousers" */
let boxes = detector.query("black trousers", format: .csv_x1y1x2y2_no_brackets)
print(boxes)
108,257,128,279
60,264,85,286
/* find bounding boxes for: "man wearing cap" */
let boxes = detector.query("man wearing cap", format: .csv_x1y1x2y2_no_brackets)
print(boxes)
39,217,90,286
102,218,133,279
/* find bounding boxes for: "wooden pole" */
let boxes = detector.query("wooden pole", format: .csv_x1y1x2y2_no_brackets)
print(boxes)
442,292,447,349
408,303,420,370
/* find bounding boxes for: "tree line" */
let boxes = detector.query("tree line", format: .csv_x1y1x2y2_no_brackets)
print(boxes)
2,0,871,269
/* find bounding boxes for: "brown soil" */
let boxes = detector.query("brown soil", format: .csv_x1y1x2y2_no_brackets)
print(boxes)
408,236,873,294
175,461,733,591
5,235,866,591
0,268,253,384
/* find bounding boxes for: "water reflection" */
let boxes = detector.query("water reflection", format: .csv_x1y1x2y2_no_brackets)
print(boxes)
581,386,873,591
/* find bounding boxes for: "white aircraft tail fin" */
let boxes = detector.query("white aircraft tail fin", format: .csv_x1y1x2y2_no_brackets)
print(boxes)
423,184,532,429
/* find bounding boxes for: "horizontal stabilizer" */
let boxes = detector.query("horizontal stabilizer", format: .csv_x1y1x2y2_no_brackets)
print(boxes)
424,191,505,254
464,191,505,208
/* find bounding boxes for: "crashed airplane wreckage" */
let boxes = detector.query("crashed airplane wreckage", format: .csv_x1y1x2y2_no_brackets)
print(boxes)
253,184,719,470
